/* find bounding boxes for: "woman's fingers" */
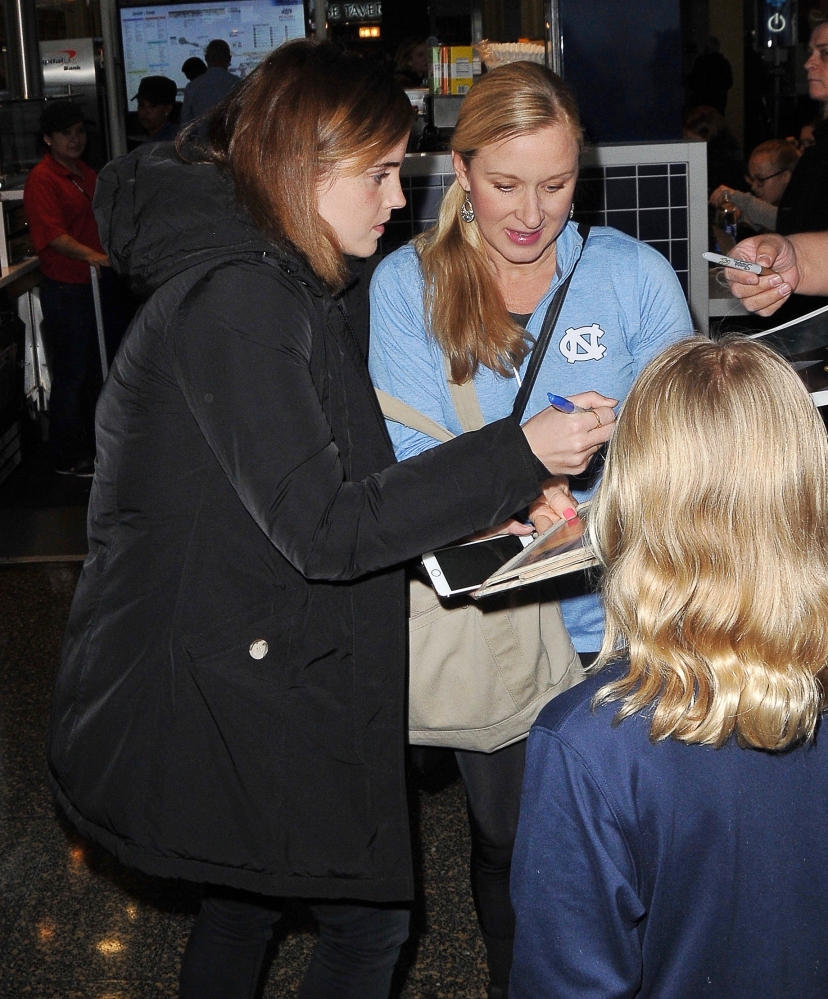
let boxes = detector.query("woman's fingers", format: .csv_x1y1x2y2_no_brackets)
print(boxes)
522,400,617,475
569,391,618,411
539,477,573,513
469,518,534,542
725,235,799,315
529,505,556,535
709,185,733,207
529,501,570,533
730,281,792,316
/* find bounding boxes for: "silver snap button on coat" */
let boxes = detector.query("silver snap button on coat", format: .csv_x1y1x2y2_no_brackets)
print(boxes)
249,639,269,660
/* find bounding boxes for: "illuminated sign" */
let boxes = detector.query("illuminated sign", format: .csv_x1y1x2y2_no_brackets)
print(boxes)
760,0,794,47
119,1,305,108
40,37,97,88
327,3,381,23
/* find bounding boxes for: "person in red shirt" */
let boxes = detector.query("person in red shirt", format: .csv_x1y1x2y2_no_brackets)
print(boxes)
24,102,131,476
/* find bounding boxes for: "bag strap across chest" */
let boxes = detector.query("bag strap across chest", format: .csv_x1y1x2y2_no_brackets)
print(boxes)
377,223,590,437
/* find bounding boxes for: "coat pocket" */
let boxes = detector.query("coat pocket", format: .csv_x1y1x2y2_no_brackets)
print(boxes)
184,590,307,681
170,598,309,869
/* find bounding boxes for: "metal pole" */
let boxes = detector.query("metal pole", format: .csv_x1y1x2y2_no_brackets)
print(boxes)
545,0,562,76
315,1,327,40
90,266,109,382
3,0,43,99
22,288,47,423
100,0,128,158
471,0,483,45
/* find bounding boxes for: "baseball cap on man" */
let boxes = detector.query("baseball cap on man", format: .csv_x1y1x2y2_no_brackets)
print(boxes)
133,76,177,105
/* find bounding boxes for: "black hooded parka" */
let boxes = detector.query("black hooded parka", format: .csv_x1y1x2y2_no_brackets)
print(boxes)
47,145,551,902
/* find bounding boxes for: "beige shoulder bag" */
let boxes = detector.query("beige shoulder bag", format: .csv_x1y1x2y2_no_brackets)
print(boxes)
377,360,583,753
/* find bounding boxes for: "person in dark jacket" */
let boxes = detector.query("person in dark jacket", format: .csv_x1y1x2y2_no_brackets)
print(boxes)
754,14,828,324
511,336,828,997
180,38,239,129
181,56,207,81
776,14,828,236
133,75,179,144
687,36,733,114
47,40,616,999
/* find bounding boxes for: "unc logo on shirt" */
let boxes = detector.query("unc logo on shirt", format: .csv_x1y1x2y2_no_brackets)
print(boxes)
559,324,607,364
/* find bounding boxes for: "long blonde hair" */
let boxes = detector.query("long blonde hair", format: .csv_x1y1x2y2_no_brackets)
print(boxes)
415,62,582,384
591,336,828,751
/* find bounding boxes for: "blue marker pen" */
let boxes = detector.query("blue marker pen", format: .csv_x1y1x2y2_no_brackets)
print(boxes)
547,392,585,414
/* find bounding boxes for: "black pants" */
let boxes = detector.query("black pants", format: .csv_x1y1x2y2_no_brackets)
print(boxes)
39,273,134,467
454,739,527,992
417,659,600,994
179,889,410,999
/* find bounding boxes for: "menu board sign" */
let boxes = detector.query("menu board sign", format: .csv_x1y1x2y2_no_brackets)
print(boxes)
120,1,305,107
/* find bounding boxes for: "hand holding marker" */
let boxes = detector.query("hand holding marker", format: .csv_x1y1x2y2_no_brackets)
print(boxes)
702,251,776,276
546,393,593,525
547,393,585,415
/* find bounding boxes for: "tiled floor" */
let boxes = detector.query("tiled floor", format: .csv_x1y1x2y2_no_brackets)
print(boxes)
0,563,489,998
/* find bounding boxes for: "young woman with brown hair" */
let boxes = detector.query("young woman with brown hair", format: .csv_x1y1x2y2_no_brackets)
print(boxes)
511,336,828,996
369,61,693,997
47,41,616,999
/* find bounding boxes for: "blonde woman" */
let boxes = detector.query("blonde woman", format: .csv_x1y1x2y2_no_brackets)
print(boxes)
511,336,828,997
369,63,692,997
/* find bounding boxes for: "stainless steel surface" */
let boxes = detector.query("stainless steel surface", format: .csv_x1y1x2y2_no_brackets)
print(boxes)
0,508,88,563
20,279,49,415
0,256,39,289
0,191,27,275
432,95,464,130
545,0,562,75
471,0,483,44
3,0,43,100
41,38,97,91
315,0,328,40
90,266,109,382
100,0,128,158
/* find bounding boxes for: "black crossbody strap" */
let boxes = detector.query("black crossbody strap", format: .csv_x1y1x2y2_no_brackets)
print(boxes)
511,222,590,422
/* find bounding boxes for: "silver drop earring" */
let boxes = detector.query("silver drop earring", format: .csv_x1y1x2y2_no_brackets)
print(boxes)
569,204,575,220
460,196,475,223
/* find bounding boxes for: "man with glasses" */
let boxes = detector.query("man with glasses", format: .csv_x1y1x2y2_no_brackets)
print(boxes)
710,139,799,233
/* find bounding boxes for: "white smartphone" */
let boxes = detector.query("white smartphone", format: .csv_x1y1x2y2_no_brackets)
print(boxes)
421,533,534,598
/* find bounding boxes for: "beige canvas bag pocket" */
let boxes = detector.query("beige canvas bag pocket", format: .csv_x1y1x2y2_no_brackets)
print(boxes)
377,365,583,752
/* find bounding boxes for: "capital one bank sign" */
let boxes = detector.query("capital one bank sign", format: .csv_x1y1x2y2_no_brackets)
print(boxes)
40,37,96,88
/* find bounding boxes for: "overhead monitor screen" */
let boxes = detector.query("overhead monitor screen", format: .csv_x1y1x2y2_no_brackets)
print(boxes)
119,1,306,108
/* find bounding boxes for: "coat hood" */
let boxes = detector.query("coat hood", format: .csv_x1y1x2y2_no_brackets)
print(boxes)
93,142,275,297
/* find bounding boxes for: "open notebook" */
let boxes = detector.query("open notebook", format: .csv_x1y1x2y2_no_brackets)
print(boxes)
472,502,598,599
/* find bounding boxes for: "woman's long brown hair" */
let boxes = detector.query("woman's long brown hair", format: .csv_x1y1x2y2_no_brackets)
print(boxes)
180,40,412,292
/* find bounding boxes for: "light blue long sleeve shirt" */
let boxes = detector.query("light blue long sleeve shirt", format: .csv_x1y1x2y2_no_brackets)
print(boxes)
369,223,694,652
